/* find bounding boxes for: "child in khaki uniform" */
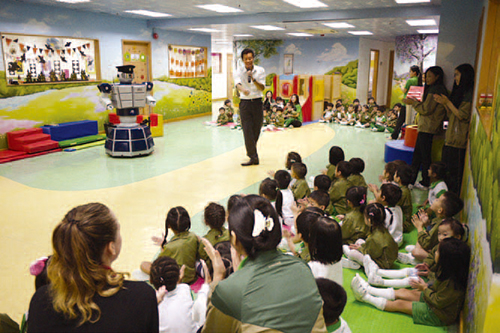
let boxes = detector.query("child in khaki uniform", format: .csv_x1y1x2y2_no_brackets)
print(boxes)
347,157,367,189
216,107,229,125
328,161,353,215
340,186,369,245
352,238,470,327
323,146,345,182
394,164,414,232
291,162,311,200
198,203,230,271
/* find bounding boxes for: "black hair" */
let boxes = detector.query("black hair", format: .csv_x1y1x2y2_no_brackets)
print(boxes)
353,99,360,103
162,206,191,247
291,94,300,105
450,64,475,108
219,107,225,112
378,105,385,113
296,207,324,243
309,190,330,209
286,151,302,170
316,278,347,325
309,217,342,265
410,65,423,86
362,104,369,111
150,256,180,292
349,157,365,175
430,162,447,180
439,218,466,240
393,103,402,109
241,48,255,60
214,241,234,278
314,174,331,193
204,202,226,230
291,162,307,179
441,192,464,217
276,106,283,112
335,103,343,109
329,146,345,166
364,203,386,229
336,161,351,178
368,97,375,103
34,256,51,291
275,170,292,189
424,66,446,100
395,164,412,186
259,178,283,218
276,96,283,102
348,104,355,110
327,102,334,107
224,99,231,106
346,186,367,213
227,194,243,214
436,238,470,291
380,183,403,207
228,195,282,259
384,161,398,182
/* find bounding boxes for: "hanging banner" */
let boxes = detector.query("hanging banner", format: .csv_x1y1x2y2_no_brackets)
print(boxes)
168,44,207,78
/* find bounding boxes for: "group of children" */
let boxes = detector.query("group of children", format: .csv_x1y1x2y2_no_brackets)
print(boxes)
320,97,401,133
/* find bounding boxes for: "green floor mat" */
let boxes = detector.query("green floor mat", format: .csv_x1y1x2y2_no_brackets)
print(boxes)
58,134,106,148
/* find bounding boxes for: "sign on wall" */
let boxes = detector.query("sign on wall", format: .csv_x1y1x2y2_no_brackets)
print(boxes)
1,33,100,85
168,45,207,78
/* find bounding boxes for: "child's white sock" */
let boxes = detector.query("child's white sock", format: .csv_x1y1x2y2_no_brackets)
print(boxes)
367,285,395,300
376,277,412,289
362,294,387,310
405,245,416,253
397,252,420,265
343,245,364,265
378,267,415,279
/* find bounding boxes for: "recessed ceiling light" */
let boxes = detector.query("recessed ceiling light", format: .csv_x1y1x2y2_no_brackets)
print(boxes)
250,25,285,31
348,31,373,35
406,19,436,26
56,0,90,3
395,0,431,4
417,29,439,34
233,34,253,37
188,28,221,33
287,33,314,37
323,22,355,29
124,10,171,17
282,0,328,9
196,4,243,13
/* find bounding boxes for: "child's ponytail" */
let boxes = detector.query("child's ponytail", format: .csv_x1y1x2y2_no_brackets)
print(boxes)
346,186,367,214
364,203,386,229
162,206,191,248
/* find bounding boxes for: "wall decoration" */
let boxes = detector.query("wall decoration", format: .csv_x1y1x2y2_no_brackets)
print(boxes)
1,33,100,85
168,44,207,78
211,52,222,74
284,54,293,74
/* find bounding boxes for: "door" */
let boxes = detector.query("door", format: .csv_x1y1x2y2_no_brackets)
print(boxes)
368,49,379,101
122,40,152,114
227,53,233,100
386,50,395,108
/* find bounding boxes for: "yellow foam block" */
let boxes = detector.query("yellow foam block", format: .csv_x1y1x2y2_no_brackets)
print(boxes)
150,113,164,137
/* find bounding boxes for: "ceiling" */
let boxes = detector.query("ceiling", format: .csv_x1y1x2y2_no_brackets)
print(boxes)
18,0,442,42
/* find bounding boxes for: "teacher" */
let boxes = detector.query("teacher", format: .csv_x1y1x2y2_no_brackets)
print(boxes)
235,48,266,166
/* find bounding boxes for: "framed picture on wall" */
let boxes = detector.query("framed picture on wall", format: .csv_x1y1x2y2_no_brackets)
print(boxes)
284,54,293,75
168,44,207,78
1,32,101,86
211,52,222,74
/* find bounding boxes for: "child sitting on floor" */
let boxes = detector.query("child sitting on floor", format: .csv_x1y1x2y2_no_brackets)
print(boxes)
328,161,353,216
275,107,285,127
419,162,448,210
385,109,398,133
334,103,345,123
355,105,372,128
347,157,367,188
316,278,352,333
323,146,345,182
141,207,199,284
341,186,370,245
284,207,324,262
375,183,403,246
259,177,284,219
216,107,229,126
394,163,414,232
320,102,334,123
198,202,230,271
275,170,294,226
340,104,356,126
291,162,311,200
343,203,398,270
224,99,235,122
370,106,387,132
314,174,332,193
351,238,470,327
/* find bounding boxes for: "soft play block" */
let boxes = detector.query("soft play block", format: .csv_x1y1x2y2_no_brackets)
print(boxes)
8,133,51,151
150,113,159,127
109,113,120,124
385,140,414,165
58,134,106,148
7,128,43,142
24,140,60,154
150,114,163,137
0,149,61,164
136,115,147,123
42,120,98,141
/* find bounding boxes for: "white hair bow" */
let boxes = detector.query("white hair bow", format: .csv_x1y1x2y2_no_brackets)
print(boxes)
252,209,274,237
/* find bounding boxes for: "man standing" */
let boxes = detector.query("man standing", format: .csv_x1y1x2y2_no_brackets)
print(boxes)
234,48,265,166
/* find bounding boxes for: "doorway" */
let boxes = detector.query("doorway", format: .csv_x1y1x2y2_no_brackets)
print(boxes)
227,53,233,100
386,50,395,107
368,49,379,101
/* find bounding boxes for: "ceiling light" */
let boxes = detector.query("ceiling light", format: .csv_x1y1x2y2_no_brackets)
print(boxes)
196,4,243,13
124,10,171,17
323,22,354,29
348,31,373,35
250,25,285,31
56,0,90,3
417,29,439,34
233,34,253,37
188,28,221,33
282,0,328,8
395,0,431,4
287,33,314,37
406,19,437,26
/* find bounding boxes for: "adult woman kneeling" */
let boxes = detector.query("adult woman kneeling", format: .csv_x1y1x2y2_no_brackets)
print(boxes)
28,203,158,332
202,195,326,332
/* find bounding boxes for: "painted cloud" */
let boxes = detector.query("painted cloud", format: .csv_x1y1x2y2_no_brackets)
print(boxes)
317,43,348,62
285,43,302,55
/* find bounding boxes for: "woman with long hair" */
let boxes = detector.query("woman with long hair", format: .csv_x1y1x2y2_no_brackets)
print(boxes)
28,203,158,332
434,64,475,195
392,65,423,139
404,66,448,189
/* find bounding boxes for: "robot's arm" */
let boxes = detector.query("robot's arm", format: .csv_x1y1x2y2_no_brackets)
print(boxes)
146,95,156,106
97,83,114,110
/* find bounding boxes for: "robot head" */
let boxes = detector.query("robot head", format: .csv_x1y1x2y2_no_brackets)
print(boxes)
116,65,135,84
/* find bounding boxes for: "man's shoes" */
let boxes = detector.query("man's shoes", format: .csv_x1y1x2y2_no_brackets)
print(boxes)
241,158,259,166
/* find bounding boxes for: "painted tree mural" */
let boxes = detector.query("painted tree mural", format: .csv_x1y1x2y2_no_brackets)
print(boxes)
236,40,283,65
395,34,437,72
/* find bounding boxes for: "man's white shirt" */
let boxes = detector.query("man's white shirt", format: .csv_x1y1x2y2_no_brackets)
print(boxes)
234,65,266,100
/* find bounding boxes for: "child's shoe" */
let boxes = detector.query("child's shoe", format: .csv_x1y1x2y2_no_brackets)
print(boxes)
405,245,416,253
367,273,385,287
351,274,369,301
342,257,361,269
413,182,429,190
397,252,419,265
363,255,380,277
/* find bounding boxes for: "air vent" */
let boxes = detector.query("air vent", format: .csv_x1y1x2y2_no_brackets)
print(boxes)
298,28,338,35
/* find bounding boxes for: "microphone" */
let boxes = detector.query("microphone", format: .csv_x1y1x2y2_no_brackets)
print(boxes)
247,70,252,83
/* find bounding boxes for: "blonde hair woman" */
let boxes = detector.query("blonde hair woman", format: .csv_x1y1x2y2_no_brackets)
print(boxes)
28,203,158,332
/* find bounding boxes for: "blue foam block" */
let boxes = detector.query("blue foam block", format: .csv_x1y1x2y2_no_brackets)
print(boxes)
385,140,414,165
42,120,98,141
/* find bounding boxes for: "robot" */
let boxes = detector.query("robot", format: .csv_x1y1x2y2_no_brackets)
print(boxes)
97,65,156,157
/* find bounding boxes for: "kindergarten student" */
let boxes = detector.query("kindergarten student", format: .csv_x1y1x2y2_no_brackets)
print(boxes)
334,103,345,123
363,219,466,288
385,109,398,133
355,105,372,128
260,177,284,218
275,170,294,226
306,190,330,211
291,162,311,200
314,174,332,193
324,146,345,181
421,162,448,207
216,107,229,126
399,191,464,263
316,278,352,333
198,203,230,270
320,102,334,123
370,106,387,132
284,207,324,262
343,203,398,270
375,183,403,246
275,107,285,127
328,161,353,215
340,105,356,126
351,238,470,327
347,158,367,188
394,163,414,232
141,207,199,284
224,99,235,122
341,186,370,245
